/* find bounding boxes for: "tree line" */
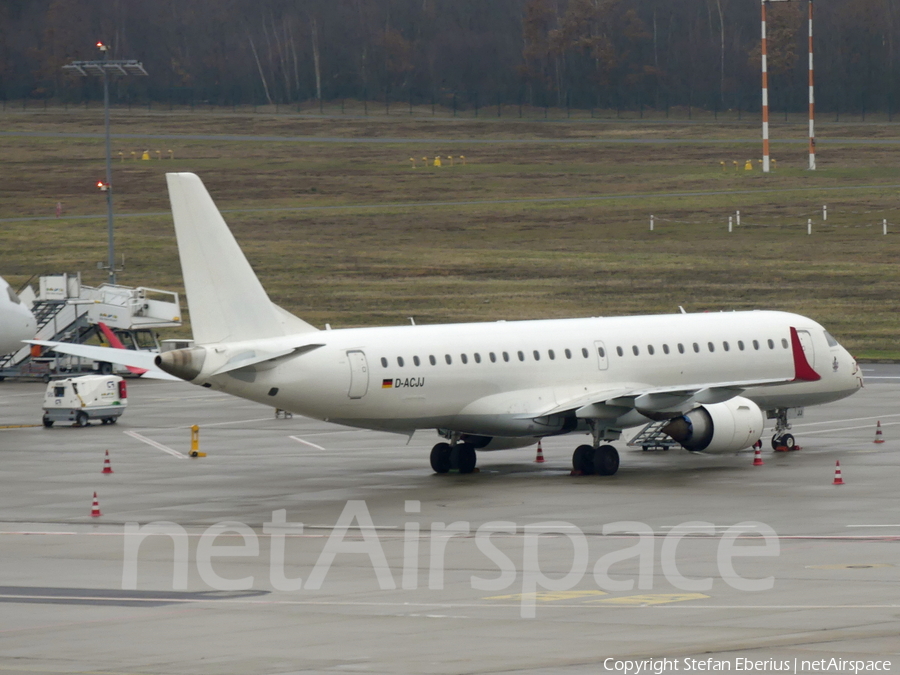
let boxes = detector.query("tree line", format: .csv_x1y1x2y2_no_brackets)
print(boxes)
1,0,896,115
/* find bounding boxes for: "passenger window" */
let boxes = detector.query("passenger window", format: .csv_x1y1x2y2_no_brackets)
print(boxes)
581,348,589,358
738,341,745,351
397,357,405,367
615,346,623,357
565,349,572,359
663,344,670,355
516,351,525,362
677,343,685,354
489,352,497,363
723,342,730,352
549,349,555,360
503,352,510,362
445,354,452,365
708,342,715,353
533,350,540,361
632,345,640,356
781,338,789,349
381,357,388,368
753,340,760,350
598,347,605,358
768,339,775,349
461,354,468,364
474,353,482,363
413,356,421,366
429,355,437,366
693,343,700,353
647,345,655,356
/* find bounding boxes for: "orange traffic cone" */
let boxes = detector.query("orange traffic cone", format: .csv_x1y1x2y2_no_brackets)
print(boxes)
874,421,885,444
753,444,764,466
832,461,844,485
102,449,113,474
90,491,102,517
534,440,545,463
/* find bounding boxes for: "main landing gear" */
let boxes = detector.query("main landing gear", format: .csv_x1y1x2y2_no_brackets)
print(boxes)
572,444,619,476
770,408,797,451
430,441,477,474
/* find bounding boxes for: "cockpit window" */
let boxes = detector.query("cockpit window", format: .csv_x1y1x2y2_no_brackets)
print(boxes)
6,286,21,305
824,331,839,347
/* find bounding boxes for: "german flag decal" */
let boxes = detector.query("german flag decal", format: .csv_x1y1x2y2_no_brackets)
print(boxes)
382,379,393,388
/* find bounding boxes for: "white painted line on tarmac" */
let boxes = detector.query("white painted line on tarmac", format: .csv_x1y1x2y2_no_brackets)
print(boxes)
200,416,280,428
862,376,900,380
800,422,900,435
791,412,900,428
289,436,326,450
123,431,187,459
846,524,900,528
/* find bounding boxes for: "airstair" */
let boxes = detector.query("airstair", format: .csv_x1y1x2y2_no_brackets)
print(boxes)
626,419,681,451
0,273,181,380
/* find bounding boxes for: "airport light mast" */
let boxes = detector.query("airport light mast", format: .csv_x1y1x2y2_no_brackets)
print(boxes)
63,43,148,285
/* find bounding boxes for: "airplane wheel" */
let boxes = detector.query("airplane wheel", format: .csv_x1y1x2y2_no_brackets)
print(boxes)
573,445,595,475
771,435,781,450
75,412,88,427
593,444,620,476
452,443,477,474
781,433,796,450
430,442,452,474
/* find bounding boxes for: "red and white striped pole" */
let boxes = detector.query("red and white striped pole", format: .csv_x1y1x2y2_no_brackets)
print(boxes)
808,0,816,170
761,0,771,173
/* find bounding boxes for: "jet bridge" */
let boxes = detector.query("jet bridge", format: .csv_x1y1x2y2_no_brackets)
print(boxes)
0,273,181,381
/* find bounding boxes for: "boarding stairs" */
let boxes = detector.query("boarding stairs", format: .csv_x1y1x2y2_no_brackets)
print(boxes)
0,273,181,380
626,419,681,451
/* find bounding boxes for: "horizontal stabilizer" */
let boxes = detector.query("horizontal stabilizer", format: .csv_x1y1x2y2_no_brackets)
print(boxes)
29,341,181,381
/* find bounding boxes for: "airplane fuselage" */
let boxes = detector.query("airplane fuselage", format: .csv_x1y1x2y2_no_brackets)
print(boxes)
193,310,861,441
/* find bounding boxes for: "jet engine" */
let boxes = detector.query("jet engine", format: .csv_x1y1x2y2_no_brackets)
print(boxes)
661,396,764,453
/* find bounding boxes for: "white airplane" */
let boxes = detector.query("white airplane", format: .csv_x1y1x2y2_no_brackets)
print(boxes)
0,275,37,357
37,173,864,475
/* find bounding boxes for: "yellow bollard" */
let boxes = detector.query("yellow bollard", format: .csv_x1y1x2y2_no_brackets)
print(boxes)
720,161,725,173
433,156,442,167
141,150,150,161
744,160,753,171
131,151,137,161
409,157,416,168
733,160,739,171
168,149,174,160
118,152,124,163
155,150,161,160
447,155,454,167
772,159,777,170
189,424,206,457
460,155,466,165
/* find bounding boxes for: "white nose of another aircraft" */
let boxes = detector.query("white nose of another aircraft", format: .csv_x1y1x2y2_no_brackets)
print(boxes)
0,278,37,355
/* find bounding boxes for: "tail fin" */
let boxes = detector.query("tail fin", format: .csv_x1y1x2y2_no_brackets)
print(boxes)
166,173,317,344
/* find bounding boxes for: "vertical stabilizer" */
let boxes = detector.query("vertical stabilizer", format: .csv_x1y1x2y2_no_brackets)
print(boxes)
166,173,316,344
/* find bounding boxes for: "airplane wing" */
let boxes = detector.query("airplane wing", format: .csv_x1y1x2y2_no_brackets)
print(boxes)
28,341,181,381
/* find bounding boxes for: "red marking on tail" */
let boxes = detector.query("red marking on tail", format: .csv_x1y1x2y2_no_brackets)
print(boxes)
97,322,147,375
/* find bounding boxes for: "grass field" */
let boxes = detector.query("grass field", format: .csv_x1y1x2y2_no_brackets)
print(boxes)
2,109,899,358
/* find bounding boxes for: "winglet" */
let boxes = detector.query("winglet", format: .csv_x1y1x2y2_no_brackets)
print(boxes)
791,327,820,381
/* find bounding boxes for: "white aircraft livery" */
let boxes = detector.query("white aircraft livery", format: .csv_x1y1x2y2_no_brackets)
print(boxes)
38,173,864,476
0,275,36,356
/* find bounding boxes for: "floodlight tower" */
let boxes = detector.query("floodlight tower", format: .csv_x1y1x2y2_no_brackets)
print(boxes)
761,0,815,173
63,43,148,284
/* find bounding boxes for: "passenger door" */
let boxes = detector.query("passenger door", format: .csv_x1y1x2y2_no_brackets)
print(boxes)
347,350,369,399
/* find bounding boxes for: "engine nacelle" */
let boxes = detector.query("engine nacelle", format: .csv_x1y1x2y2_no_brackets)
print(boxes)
661,396,764,453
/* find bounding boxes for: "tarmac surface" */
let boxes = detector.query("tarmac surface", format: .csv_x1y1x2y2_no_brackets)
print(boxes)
0,366,898,674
